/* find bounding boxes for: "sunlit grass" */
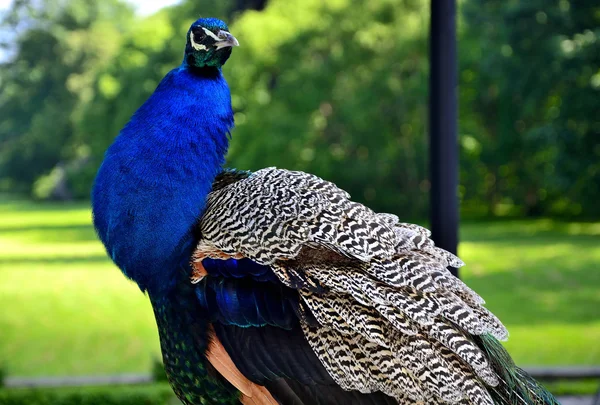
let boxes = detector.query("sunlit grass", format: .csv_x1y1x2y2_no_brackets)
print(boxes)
0,200,598,378
460,219,600,366
0,383,178,404
0,200,160,377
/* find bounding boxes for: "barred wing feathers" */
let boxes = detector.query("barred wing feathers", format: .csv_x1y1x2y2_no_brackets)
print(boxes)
195,168,555,405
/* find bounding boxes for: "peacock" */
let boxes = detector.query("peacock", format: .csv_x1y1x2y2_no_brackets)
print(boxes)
92,18,559,405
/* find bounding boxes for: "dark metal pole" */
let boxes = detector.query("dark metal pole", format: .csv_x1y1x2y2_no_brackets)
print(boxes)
429,0,459,277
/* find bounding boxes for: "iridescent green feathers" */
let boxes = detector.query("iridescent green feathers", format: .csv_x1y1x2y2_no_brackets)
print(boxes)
475,335,561,405
184,18,239,69
152,293,239,405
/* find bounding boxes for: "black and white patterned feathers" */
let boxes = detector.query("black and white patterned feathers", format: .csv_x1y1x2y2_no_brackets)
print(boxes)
194,168,553,405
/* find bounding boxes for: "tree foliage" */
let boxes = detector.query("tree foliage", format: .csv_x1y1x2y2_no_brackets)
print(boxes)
460,0,600,217
0,0,598,218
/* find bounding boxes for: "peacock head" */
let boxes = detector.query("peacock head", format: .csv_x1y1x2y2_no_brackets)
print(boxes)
184,18,239,70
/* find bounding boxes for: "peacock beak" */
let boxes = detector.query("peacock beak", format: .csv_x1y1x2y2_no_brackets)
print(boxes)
215,31,239,50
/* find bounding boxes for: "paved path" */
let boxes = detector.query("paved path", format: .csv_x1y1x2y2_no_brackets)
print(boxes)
558,396,595,405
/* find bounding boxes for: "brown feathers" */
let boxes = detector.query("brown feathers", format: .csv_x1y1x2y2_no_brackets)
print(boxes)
206,326,278,405
190,260,208,284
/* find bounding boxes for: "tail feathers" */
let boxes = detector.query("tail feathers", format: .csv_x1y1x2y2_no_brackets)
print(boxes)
474,334,560,405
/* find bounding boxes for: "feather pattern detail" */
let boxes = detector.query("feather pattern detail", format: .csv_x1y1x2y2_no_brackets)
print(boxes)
193,167,558,404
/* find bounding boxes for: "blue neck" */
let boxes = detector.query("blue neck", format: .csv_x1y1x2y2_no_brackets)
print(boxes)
92,65,233,297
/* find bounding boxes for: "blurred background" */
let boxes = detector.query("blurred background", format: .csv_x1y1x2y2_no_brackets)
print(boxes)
0,0,598,403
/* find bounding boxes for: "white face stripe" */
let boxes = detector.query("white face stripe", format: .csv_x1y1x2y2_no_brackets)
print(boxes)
202,27,221,41
189,31,207,51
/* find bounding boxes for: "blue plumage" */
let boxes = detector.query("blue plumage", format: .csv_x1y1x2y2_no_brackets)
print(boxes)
92,59,233,296
195,276,301,329
203,258,279,281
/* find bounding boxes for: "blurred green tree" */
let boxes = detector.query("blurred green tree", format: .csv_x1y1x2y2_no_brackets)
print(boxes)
224,0,431,216
0,0,598,219
460,0,600,217
0,0,134,197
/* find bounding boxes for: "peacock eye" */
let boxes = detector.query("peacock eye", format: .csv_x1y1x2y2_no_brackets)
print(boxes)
192,28,206,42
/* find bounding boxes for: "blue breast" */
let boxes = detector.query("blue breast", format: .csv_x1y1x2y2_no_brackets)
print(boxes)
92,66,234,296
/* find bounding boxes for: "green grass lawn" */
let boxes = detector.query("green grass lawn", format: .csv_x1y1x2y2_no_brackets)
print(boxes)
0,383,179,405
460,219,600,366
0,199,599,378
0,200,160,377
